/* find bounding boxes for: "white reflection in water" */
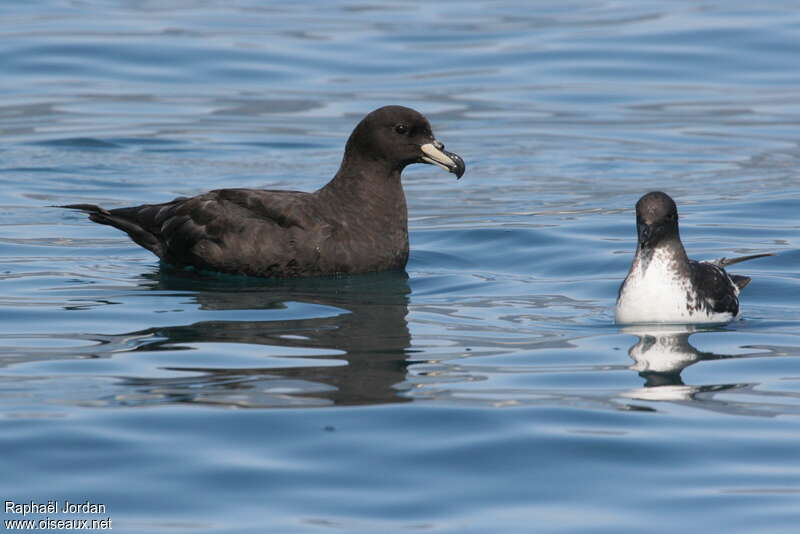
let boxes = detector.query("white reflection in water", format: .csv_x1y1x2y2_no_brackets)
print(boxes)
619,325,796,417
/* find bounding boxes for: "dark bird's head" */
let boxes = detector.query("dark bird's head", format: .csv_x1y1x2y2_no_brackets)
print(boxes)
635,191,680,248
344,105,465,179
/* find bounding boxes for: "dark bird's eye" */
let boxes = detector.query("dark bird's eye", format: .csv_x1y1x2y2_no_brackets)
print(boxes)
394,123,408,135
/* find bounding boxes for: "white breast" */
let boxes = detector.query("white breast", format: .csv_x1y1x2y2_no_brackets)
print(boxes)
615,250,735,324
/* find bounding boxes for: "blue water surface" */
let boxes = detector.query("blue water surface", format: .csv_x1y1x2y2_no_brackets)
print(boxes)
1,1,799,533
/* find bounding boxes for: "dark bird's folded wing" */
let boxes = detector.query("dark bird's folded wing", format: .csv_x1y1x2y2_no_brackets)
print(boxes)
60,189,315,273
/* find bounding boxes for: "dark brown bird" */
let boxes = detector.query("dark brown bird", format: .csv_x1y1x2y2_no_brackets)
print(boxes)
61,106,465,278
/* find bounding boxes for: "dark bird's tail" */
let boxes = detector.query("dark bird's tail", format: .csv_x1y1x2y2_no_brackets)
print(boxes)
59,203,163,257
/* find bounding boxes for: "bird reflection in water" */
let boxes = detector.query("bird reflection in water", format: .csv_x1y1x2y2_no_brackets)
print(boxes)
115,269,413,408
620,325,767,410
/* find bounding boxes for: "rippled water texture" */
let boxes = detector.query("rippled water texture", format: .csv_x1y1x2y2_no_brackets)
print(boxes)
1,1,799,533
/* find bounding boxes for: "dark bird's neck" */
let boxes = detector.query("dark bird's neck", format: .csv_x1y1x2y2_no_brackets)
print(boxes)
320,156,407,216
315,158,409,255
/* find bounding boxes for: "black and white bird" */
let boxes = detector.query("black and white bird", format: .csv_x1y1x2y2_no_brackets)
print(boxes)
61,106,465,278
615,191,771,324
